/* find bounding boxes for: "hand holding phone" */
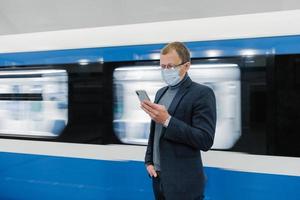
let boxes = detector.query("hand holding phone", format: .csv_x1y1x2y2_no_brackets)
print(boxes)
138,91,170,125
136,90,151,102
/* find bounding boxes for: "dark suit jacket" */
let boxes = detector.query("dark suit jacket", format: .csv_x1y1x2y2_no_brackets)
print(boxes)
145,76,216,200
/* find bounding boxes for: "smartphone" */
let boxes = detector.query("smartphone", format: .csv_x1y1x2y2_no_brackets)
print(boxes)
136,90,151,102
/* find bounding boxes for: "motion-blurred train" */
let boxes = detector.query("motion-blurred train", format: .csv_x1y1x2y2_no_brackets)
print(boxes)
0,10,300,200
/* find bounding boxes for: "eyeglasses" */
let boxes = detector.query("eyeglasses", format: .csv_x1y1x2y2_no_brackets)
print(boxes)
160,62,187,69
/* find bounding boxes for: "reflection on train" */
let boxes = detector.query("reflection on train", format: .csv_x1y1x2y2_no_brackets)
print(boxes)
0,70,68,137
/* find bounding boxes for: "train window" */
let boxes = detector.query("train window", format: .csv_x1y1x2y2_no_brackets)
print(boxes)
0,69,68,138
265,55,300,157
189,64,241,149
113,64,241,148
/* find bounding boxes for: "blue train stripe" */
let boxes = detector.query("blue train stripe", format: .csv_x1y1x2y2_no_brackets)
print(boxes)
0,152,299,200
0,35,300,67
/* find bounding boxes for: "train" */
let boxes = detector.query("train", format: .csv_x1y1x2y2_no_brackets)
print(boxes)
0,9,300,200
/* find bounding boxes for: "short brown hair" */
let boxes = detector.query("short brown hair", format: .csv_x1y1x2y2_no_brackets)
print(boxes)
161,42,191,63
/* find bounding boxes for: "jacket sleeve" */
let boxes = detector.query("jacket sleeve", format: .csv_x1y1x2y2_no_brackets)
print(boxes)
144,120,155,165
163,88,216,151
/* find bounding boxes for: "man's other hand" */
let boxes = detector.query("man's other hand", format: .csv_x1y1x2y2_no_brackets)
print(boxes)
146,164,157,178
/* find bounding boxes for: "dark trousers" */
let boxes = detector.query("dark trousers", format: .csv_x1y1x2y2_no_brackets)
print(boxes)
152,173,204,200
152,173,165,200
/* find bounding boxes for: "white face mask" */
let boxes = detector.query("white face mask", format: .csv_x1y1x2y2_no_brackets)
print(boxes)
161,68,181,86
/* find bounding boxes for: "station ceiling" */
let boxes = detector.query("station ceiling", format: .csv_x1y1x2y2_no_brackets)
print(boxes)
0,0,299,35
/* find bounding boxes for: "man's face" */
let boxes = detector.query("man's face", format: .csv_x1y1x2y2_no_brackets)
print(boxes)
160,49,190,79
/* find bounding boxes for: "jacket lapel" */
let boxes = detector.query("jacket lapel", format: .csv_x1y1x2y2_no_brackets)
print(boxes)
167,76,192,116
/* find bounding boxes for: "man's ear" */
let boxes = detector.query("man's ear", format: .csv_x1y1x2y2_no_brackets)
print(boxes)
185,62,191,71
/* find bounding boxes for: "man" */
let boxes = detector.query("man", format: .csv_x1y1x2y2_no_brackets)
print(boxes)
141,42,216,200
